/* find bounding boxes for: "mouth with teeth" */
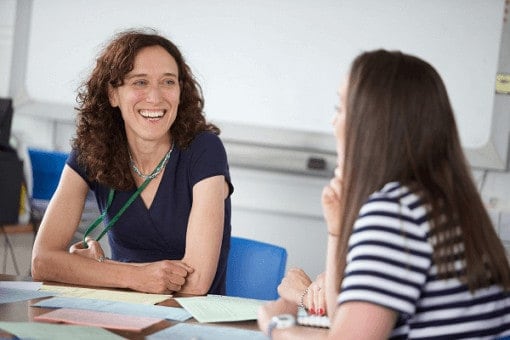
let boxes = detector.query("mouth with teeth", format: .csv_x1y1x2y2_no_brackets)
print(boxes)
139,109,166,119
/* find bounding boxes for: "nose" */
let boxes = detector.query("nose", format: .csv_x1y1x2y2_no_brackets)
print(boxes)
145,84,163,104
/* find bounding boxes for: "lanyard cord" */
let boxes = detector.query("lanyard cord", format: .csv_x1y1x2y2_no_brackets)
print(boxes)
82,176,152,248
81,145,173,248
81,189,115,247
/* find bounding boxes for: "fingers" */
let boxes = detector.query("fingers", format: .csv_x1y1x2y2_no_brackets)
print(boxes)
161,261,195,292
306,281,327,316
321,185,337,203
329,172,343,195
324,166,343,198
168,260,195,273
168,260,194,276
68,240,85,253
85,237,104,254
334,165,342,178
316,287,326,316
69,237,106,262
166,276,185,292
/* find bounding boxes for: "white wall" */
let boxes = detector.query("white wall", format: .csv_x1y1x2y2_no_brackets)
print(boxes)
12,0,510,170
1,0,510,278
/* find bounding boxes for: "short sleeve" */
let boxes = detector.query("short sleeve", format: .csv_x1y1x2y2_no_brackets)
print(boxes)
66,149,91,186
188,132,233,195
338,186,433,316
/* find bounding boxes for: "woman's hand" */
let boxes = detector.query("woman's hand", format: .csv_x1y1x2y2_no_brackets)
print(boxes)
278,268,312,304
132,260,194,294
322,166,344,237
257,298,298,337
305,272,327,315
69,237,106,262
278,268,327,315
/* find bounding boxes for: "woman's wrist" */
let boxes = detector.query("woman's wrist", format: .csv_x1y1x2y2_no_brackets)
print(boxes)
299,287,309,310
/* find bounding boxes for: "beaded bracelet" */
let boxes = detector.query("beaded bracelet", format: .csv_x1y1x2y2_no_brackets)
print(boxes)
299,287,309,310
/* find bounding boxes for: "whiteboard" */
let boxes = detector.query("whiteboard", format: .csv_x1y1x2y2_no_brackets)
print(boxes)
20,0,507,162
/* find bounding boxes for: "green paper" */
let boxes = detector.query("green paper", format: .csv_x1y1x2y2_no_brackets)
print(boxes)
0,321,124,340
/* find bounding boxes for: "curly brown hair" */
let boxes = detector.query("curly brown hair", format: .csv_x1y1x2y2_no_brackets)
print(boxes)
73,28,219,190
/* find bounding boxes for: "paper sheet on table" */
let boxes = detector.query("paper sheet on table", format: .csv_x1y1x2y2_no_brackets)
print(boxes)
0,321,124,340
34,308,162,332
175,295,268,323
147,322,269,340
33,296,192,321
40,284,170,304
0,287,54,304
0,280,43,290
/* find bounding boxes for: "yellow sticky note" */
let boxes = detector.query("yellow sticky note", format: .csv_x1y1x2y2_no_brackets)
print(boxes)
40,284,171,305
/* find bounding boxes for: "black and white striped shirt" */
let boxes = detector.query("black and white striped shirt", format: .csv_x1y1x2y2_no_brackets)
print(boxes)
338,182,510,339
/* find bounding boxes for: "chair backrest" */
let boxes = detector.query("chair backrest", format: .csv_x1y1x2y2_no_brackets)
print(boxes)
226,236,287,300
28,148,69,200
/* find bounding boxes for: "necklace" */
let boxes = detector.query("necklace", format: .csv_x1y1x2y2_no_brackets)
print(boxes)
129,143,174,180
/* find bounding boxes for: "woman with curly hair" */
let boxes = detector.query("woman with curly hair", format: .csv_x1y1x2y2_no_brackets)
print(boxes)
32,28,233,295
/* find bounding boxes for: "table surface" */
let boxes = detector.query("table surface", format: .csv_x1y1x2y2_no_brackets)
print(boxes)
0,274,260,339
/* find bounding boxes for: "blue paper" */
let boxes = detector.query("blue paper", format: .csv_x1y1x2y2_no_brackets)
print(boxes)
147,322,269,340
33,297,192,321
0,287,54,304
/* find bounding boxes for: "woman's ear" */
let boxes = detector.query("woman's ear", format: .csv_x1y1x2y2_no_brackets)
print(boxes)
108,85,119,107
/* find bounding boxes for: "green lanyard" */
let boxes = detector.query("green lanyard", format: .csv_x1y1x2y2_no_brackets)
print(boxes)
81,146,173,248
82,176,152,248
83,177,152,248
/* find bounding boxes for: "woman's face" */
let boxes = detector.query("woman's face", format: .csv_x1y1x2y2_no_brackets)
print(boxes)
333,77,347,169
108,45,180,144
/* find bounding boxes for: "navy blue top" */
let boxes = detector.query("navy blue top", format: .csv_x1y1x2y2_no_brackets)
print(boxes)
67,132,233,294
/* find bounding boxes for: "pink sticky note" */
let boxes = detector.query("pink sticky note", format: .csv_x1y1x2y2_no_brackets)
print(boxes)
34,308,162,332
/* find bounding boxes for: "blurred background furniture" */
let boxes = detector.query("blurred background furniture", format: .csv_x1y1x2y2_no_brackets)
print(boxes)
28,148,69,234
226,236,287,300
27,148,98,244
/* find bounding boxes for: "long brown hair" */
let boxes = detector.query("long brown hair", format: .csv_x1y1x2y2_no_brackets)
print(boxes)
73,28,219,190
336,49,510,291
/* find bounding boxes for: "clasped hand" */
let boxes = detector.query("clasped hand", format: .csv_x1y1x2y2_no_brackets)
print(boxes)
278,268,326,315
69,237,194,294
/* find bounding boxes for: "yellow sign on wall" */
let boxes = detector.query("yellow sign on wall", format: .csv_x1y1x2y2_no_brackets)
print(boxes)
496,74,510,94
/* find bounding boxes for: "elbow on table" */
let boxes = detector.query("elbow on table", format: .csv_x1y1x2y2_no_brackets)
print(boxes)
182,281,211,296
31,252,49,281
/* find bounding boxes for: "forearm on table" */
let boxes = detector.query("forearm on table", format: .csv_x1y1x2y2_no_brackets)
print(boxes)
32,250,137,289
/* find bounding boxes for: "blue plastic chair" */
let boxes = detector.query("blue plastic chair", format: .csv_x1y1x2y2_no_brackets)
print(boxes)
28,148,68,200
226,236,287,300
27,148,69,233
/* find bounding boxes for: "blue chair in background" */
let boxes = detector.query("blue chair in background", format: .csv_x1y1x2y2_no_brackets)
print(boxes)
27,148,69,232
28,148,68,201
226,236,287,301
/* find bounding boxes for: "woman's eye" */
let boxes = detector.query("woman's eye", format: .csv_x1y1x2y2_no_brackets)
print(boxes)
163,79,176,86
133,80,147,87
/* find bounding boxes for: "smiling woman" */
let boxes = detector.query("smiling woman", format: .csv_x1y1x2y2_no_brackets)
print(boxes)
108,45,181,165
31,28,234,296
